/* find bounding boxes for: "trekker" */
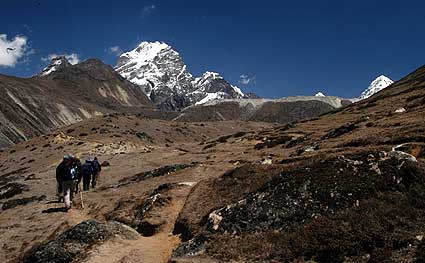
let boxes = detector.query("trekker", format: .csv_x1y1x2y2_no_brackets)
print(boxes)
55,155,70,202
91,157,101,189
61,155,82,210
82,159,93,191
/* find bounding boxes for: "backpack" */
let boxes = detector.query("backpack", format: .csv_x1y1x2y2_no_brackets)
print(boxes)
92,160,100,173
82,162,93,178
64,161,79,181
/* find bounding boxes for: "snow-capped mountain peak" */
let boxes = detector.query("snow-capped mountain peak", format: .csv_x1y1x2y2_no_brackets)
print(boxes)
117,41,171,70
115,41,193,101
40,56,71,76
191,71,244,100
359,75,394,100
194,71,223,87
115,41,245,109
315,92,326,97
203,71,222,79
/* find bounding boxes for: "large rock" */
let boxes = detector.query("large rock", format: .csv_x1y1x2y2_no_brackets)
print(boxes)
107,183,174,237
22,220,139,263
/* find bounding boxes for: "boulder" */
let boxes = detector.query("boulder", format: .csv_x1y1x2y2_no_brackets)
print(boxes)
22,220,139,263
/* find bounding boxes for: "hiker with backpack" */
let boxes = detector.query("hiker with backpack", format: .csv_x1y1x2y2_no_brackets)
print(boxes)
91,157,101,189
82,159,94,191
61,155,82,210
55,155,70,202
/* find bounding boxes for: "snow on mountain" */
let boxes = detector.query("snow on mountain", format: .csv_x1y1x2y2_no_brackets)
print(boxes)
359,75,394,100
315,92,326,97
40,56,71,76
189,71,244,105
195,92,229,105
115,41,193,98
115,41,244,109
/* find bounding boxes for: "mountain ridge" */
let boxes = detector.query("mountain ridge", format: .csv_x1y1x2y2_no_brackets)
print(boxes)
0,57,153,147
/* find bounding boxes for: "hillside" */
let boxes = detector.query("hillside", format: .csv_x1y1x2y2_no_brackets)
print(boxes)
0,58,153,147
0,65,423,263
174,96,351,123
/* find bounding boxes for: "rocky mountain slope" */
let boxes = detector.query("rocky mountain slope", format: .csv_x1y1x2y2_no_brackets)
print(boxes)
40,56,72,76
173,95,352,123
0,64,423,263
171,65,425,263
115,42,245,110
0,57,153,147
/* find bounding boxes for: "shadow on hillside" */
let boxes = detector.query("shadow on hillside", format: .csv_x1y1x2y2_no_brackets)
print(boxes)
42,207,68,213
46,200,62,204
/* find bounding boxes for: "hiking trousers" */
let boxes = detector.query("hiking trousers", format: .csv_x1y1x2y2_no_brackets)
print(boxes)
83,175,91,191
56,179,63,202
62,180,77,208
92,172,99,188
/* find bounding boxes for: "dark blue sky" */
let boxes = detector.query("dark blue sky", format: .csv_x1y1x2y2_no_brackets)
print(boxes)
1,0,424,98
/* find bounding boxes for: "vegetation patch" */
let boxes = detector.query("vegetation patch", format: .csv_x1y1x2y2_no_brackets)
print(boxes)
322,123,357,139
135,132,153,142
2,195,46,210
0,183,28,199
107,183,173,236
116,163,197,187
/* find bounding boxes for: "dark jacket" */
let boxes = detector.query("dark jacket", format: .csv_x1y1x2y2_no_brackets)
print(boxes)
82,161,94,178
56,161,67,183
92,159,101,174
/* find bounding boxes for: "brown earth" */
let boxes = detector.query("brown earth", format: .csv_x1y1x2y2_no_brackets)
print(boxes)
170,65,425,262
0,65,424,263
0,117,273,262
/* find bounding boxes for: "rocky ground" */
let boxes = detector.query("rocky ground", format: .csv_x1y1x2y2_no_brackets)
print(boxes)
0,116,273,263
0,65,424,263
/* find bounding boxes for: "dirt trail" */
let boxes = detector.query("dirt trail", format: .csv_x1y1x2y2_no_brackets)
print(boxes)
82,184,193,263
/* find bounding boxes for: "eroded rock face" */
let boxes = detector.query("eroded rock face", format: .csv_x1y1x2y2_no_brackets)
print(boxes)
205,151,420,234
0,183,28,199
107,183,174,236
172,151,425,262
22,220,138,263
172,235,207,258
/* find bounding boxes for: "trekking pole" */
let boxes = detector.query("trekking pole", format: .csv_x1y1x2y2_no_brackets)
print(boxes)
79,181,84,209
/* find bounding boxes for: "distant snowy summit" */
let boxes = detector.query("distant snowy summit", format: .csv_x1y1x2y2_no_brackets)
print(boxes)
314,75,394,102
40,56,71,76
359,75,394,100
114,41,245,110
